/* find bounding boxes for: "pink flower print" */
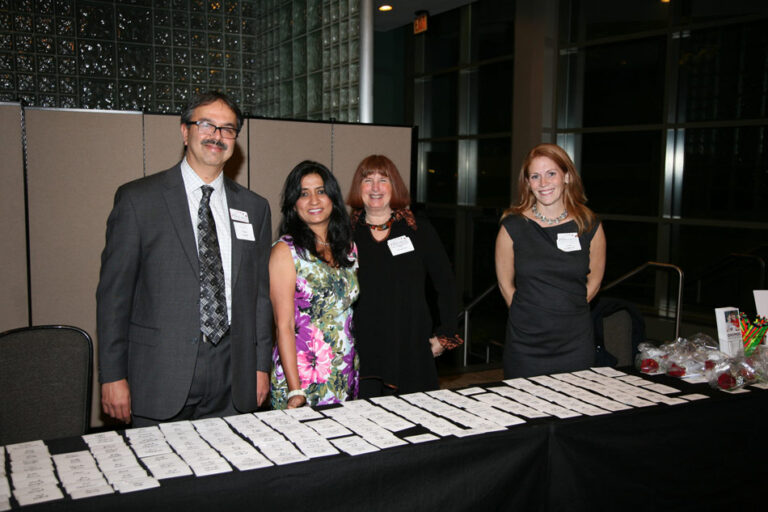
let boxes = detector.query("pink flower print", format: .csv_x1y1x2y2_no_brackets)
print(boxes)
297,325,332,387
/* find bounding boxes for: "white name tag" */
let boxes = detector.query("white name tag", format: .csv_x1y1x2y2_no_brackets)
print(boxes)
387,235,415,256
229,208,249,223
233,222,255,241
556,232,581,252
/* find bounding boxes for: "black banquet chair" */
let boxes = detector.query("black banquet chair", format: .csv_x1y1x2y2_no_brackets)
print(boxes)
591,298,646,368
0,325,93,445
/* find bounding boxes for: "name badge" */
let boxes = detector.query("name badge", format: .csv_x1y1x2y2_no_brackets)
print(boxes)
233,221,255,241
229,208,249,223
557,232,581,252
387,235,415,256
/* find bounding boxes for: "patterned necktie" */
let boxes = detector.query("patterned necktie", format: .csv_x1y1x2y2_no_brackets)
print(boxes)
198,185,228,344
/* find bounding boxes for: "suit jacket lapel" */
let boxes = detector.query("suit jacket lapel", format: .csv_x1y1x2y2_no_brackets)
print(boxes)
225,179,243,292
163,166,199,275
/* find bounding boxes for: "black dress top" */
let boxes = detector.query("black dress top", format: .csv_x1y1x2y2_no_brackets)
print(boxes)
501,215,600,378
353,213,460,396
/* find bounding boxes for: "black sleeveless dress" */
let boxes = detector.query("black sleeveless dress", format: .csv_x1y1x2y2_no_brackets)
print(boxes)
501,215,600,378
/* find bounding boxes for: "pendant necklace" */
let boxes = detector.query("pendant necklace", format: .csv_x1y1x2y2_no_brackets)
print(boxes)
532,203,567,225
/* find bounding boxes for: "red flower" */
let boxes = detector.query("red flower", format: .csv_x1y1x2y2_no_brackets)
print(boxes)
640,358,659,373
717,373,737,390
704,360,715,370
668,363,686,377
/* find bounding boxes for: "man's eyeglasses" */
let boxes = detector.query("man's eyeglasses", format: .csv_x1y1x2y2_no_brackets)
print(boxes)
185,120,239,140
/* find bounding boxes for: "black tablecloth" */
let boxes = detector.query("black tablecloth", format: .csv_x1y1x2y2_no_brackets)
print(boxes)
11,371,768,512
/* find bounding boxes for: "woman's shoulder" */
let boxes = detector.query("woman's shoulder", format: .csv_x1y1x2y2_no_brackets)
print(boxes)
273,234,294,247
582,215,601,241
272,235,298,260
500,213,528,232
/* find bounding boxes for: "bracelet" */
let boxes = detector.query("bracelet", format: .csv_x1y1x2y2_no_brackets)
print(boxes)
286,389,306,400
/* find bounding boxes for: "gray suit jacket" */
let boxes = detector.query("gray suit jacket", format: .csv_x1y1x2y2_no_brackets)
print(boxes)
97,164,273,419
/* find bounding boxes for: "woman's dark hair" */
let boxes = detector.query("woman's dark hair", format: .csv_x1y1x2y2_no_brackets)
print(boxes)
279,160,354,267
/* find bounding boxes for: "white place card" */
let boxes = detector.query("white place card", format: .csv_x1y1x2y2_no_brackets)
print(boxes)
404,434,439,444
330,436,379,456
68,485,115,500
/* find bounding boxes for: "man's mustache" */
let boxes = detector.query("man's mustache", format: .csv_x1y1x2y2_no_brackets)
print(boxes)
202,138,228,150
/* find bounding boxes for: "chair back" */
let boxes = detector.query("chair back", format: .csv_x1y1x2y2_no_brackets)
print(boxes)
0,325,93,445
591,297,646,368
602,310,634,366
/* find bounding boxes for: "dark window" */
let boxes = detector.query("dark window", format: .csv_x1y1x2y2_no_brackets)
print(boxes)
564,0,669,43
677,22,768,122
581,130,662,216
425,7,460,72
425,72,458,138
600,220,658,303
583,37,666,127
677,225,768,316
681,126,768,222
425,141,458,204
471,0,515,61
680,0,768,24
476,137,511,207
477,60,513,134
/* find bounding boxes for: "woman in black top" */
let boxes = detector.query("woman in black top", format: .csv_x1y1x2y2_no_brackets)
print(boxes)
495,143,606,378
347,155,463,398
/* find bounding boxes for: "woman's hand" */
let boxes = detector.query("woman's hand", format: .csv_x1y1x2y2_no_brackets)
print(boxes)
286,394,307,409
429,336,445,358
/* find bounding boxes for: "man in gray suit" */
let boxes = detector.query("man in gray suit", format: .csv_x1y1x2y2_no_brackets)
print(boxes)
97,91,272,426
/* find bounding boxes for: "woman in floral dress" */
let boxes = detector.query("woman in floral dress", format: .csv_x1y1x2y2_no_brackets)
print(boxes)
270,161,359,409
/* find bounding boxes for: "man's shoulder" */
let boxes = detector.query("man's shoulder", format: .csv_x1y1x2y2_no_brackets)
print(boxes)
224,176,268,206
117,165,179,195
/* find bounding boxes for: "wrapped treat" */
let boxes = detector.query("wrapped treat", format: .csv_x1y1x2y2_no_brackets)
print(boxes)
662,336,717,378
636,334,727,379
635,342,668,374
705,357,760,391
745,344,768,380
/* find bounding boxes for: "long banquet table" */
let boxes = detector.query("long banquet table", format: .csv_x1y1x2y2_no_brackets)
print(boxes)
6,369,767,512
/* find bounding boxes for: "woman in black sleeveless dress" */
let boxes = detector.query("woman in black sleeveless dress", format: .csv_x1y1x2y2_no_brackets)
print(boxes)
495,144,606,378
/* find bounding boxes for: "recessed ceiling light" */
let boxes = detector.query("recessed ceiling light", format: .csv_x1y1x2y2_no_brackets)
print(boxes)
379,5,393,12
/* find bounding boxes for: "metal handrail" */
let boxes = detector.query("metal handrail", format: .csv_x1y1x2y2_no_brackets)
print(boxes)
601,261,685,339
458,283,499,366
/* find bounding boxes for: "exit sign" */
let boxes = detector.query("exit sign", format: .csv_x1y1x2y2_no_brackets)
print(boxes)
413,12,428,34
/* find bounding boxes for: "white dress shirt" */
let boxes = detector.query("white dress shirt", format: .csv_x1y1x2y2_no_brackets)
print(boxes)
180,158,232,323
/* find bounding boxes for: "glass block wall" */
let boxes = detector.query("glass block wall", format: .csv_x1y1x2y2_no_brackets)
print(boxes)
0,0,360,120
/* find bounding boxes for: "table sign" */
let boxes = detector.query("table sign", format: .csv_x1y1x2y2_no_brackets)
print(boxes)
715,306,744,357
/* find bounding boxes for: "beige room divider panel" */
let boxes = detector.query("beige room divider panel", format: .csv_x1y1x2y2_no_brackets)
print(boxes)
331,124,412,203
144,113,185,176
144,113,249,188
0,103,28,333
247,119,333,237
25,108,144,427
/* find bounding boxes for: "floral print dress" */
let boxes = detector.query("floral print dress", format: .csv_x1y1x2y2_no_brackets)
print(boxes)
270,235,360,409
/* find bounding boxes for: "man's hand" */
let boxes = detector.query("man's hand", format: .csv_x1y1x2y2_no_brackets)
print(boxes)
256,370,269,406
101,379,131,423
